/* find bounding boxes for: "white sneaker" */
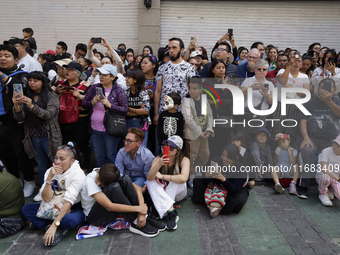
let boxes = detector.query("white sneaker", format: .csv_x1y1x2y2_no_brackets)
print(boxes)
275,183,285,194
319,194,333,206
23,180,36,197
33,191,42,202
328,191,334,200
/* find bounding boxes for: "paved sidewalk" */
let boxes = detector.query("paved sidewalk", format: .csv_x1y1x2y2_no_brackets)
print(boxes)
2,185,340,255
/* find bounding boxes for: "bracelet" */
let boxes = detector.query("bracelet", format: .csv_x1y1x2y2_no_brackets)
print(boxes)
162,175,165,180
0,73,7,80
46,180,53,185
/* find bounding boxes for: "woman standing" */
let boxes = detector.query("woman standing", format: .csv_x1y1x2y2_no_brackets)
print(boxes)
56,62,91,171
21,142,86,247
266,46,278,71
235,47,248,65
125,68,150,147
82,64,128,167
140,54,158,154
143,45,153,57
37,54,57,82
13,71,62,201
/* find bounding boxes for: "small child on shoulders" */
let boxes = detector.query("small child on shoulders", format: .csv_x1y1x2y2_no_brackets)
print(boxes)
271,133,299,194
22,27,37,53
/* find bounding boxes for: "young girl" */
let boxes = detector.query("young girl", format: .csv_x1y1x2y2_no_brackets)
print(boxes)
125,69,150,147
12,71,62,201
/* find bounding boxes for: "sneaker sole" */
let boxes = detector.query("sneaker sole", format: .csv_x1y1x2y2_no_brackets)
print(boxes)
297,193,308,199
166,216,179,230
275,185,285,194
129,226,159,238
289,191,297,195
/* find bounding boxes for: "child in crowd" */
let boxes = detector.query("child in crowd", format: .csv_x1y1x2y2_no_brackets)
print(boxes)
230,131,246,157
248,127,273,181
271,133,299,194
316,135,340,207
157,92,184,147
22,27,37,53
182,77,214,186
81,163,165,237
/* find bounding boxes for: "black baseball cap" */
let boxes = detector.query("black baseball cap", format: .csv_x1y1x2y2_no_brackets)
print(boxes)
3,37,24,46
62,61,83,73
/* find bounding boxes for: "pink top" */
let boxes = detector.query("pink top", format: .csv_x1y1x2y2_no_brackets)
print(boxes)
91,87,112,131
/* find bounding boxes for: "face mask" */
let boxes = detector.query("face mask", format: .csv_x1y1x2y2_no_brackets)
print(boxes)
163,95,174,110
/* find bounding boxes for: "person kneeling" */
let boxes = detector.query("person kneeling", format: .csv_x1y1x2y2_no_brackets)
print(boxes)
81,163,164,237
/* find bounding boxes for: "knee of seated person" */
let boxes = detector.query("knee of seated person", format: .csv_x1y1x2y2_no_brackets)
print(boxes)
300,145,314,155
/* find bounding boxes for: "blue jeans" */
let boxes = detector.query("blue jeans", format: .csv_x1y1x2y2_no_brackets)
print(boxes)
21,203,85,230
130,176,146,187
30,136,54,185
126,118,148,147
92,129,121,167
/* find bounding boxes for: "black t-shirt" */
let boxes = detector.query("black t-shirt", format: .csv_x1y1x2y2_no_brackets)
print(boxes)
297,96,340,140
157,111,184,144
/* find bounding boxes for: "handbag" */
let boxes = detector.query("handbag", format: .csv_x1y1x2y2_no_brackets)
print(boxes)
36,189,67,220
104,110,127,137
140,116,149,131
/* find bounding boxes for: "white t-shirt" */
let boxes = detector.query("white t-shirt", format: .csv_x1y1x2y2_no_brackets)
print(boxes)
317,147,340,175
156,60,195,113
18,54,43,73
276,69,309,100
240,76,274,109
240,146,246,157
80,169,102,216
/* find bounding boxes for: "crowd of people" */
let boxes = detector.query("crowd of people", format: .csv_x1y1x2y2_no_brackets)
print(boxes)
1,27,340,246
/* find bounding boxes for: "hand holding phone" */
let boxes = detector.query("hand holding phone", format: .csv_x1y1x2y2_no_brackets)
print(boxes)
95,87,104,100
163,146,170,165
13,84,23,99
228,28,233,39
92,37,102,44
322,81,332,93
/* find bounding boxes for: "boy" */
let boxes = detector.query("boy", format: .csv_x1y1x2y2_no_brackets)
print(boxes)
81,163,165,237
182,77,214,185
22,27,37,53
157,92,184,146
248,127,273,181
316,135,340,206
271,133,299,194
230,131,246,156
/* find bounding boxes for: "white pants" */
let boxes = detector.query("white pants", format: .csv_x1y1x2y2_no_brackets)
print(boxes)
146,180,187,219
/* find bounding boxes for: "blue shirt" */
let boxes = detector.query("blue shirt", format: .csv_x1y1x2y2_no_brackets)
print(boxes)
237,60,255,79
115,145,155,178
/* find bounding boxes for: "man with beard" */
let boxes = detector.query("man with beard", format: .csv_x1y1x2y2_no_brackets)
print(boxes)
0,44,35,197
154,38,195,125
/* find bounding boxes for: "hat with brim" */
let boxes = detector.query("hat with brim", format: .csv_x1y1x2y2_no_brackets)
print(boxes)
4,37,23,46
54,58,72,67
190,51,203,58
164,135,183,150
333,135,340,145
251,127,272,141
62,61,83,73
95,64,117,76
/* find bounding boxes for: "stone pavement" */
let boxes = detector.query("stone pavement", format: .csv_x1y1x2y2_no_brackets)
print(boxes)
2,184,340,255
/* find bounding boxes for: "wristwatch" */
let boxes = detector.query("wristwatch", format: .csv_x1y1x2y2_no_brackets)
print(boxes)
53,220,60,227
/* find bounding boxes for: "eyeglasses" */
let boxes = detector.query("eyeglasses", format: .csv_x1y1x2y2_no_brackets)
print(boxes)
256,68,267,72
214,48,229,52
248,56,259,60
320,50,327,54
123,139,139,145
314,47,321,50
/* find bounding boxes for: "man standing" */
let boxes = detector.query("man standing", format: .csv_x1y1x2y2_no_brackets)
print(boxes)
55,41,68,56
72,43,87,62
115,128,154,190
297,79,340,199
4,37,42,73
237,48,261,79
266,53,289,84
251,42,265,59
154,37,195,125
201,42,237,78
0,44,35,197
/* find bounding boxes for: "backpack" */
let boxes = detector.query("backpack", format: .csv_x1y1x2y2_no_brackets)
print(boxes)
58,82,85,124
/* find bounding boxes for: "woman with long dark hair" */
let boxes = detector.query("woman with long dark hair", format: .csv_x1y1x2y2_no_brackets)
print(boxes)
37,54,57,82
143,45,153,56
12,71,62,201
312,49,340,83
125,68,150,147
266,46,278,71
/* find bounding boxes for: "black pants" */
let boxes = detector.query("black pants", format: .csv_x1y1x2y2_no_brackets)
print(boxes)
0,123,34,181
60,116,91,169
86,175,139,226
192,178,249,214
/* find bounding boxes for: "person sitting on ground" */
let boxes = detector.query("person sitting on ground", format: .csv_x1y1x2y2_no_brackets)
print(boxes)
81,163,163,237
115,128,154,190
21,142,86,247
316,135,340,207
271,133,299,195
192,144,250,218
146,135,189,230
248,127,274,182
229,131,246,157
0,166,26,238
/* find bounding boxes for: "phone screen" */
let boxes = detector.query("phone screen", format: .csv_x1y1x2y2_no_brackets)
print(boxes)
92,38,102,44
13,84,23,98
96,87,104,100
228,29,233,37
323,81,332,93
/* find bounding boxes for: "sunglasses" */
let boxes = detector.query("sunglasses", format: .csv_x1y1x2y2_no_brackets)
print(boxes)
256,68,267,72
